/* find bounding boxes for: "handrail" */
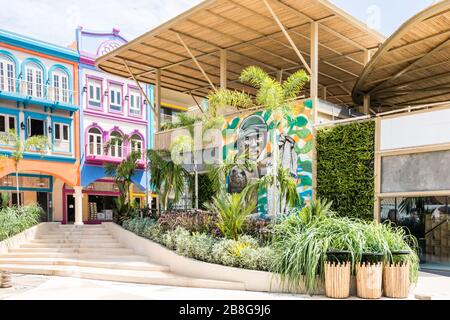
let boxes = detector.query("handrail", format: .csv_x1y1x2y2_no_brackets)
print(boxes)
0,77,77,104
424,219,448,237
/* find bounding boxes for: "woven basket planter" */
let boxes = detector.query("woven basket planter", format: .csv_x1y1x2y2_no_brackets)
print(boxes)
383,262,410,298
324,261,351,299
356,262,383,299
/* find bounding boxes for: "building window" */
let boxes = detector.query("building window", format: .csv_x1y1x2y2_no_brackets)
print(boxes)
53,71,69,103
25,64,43,98
88,127,102,156
130,134,143,156
109,131,123,158
109,84,122,112
54,122,70,152
88,78,102,108
0,57,15,92
54,123,69,141
129,89,141,116
0,114,16,135
27,118,45,137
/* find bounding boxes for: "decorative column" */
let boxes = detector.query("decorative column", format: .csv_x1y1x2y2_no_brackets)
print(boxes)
73,186,84,225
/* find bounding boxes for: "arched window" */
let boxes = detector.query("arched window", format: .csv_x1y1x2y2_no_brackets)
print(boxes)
130,134,143,156
50,67,70,103
109,131,123,158
25,62,44,98
88,127,102,156
0,54,15,93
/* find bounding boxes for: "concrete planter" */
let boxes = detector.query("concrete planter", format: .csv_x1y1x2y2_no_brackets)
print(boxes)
0,223,59,254
104,222,329,294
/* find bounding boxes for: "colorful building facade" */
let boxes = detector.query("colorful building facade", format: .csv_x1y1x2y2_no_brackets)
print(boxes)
74,27,153,224
0,29,81,222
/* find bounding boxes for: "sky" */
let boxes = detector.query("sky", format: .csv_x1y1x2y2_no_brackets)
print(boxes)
0,0,438,47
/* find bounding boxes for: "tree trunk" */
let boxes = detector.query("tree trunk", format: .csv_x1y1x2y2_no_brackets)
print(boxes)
164,191,170,211
15,170,20,206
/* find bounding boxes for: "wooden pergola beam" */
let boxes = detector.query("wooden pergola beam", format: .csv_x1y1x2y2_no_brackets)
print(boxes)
261,0,312,74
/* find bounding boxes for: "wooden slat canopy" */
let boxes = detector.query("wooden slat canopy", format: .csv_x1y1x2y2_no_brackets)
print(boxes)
353,0,450,110
96,0,384,108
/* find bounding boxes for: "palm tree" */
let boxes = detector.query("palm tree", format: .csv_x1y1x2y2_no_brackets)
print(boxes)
207,65,309,117
146,149,190,211
0,130,50,205
104,151,141,218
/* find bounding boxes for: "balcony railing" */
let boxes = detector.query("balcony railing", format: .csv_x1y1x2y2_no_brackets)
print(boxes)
85,143,146,167
0,77,77,105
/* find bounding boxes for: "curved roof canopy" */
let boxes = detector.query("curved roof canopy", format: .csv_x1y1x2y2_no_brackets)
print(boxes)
96,0,384,108
353,1,450,110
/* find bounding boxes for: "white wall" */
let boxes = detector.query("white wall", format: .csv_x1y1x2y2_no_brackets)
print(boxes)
380,107,450,151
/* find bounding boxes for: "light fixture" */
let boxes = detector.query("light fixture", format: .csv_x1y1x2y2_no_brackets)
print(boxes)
48,126,52,134
124,95,129,101
143,99,147,105
104,90,109,97
20,122,25,130
82,86,88,93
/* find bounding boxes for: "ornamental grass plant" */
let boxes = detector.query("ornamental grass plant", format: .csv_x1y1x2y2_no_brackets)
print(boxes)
271,199,420,294
0,203,43,241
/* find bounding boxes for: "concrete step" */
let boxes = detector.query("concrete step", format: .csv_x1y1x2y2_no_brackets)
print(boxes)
9,248,134,254
44,231,111,236
31,239,119,244
37,234,114,239
0,252,151,261
0,257,169,272
58,225,105,228
0,264,246,291
20,242,123,249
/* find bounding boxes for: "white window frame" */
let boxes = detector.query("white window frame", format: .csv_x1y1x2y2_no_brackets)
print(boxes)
0,114,16,138
129,89,141,117
109,132,123,158
53,122,70,152
109,84,122,113
130,136,143,155
53,71,69,103
88,78,102,108
88,129,103,156
25,64,43,98
0,58,15,93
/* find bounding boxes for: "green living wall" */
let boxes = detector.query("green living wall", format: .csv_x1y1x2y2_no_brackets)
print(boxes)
316,120,375,220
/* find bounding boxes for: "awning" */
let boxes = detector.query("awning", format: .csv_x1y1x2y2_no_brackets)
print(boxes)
96,0,384,108
353,1,450,111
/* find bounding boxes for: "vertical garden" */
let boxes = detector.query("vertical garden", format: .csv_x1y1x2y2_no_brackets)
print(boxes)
316,120,376,221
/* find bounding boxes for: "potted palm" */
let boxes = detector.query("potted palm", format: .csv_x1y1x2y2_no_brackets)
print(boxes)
324,249,351,299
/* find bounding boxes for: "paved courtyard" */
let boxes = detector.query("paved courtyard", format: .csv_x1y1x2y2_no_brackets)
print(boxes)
1,272,449,300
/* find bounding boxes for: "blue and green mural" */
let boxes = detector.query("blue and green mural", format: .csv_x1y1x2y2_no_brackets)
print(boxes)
222,100,313,217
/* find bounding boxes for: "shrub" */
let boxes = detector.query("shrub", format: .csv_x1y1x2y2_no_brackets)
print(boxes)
204,192,256,240
158,211,219,235
189,232,215,262
0,203,43,241
242,218,274,245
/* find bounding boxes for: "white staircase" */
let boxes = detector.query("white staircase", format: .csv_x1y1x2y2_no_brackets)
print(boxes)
0,224,245,290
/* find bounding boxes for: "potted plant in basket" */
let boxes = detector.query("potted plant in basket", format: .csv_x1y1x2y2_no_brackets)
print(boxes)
324,249,352,299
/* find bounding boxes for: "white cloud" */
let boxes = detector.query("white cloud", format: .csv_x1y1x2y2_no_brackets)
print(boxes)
0,0,202,46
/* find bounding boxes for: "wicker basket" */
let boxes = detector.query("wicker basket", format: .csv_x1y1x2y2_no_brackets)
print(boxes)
383,262,410,298
324,261,351,299
356,262,383,299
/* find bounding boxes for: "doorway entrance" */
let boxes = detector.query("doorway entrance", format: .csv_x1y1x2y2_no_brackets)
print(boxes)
66,195,75,224
37,192,49,221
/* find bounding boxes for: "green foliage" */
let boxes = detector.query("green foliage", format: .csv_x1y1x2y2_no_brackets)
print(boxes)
0,203,43,241
160,113,202,131
1,193,9,209
197,174,215,210
271,199,420,294
316,121,375,220
122,217,274,271
207,66,309,116
146,149,190,211
157,211,218,235
204,192,257,240
104,151,141,219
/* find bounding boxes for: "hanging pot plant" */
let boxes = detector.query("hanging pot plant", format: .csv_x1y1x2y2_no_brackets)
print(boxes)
383,250,412,299
356,252,384,299
324,250,352,299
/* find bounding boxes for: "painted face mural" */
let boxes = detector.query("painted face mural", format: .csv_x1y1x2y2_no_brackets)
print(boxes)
223,100,314,218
